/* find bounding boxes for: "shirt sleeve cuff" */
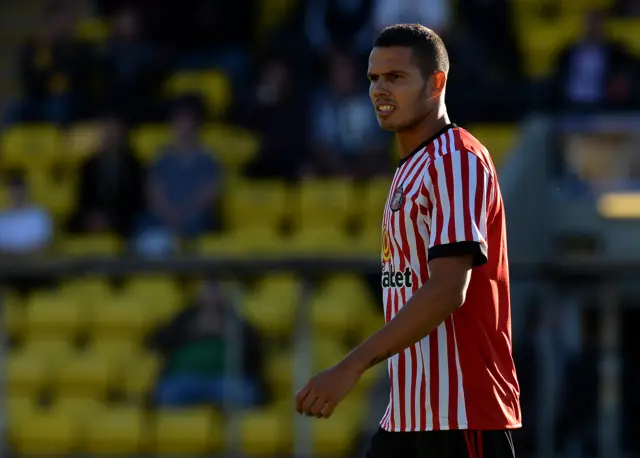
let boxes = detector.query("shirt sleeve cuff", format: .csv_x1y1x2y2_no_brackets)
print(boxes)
428,241,488,267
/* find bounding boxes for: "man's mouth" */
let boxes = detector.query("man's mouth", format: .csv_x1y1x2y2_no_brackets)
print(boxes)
376,103,396,116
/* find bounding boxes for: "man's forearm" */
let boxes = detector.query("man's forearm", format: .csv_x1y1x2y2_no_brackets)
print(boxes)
342,277,465,375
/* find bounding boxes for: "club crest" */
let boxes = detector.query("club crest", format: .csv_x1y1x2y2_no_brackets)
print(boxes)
390,185,404,212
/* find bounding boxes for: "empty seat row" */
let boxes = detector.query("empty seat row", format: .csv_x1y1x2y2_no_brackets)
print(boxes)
9,400,362,456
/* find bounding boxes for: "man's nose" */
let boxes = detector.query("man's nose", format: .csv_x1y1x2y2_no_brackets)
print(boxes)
371,81,391,99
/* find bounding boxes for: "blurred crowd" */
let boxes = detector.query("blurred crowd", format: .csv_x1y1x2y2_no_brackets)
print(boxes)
1,0,640,257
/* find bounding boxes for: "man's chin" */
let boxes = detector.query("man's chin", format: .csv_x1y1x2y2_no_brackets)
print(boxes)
377,119,399,131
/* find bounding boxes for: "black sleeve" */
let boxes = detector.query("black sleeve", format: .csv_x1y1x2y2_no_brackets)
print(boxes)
428,241,488,267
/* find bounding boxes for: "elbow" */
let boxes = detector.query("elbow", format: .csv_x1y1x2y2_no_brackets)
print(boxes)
441,281,469,311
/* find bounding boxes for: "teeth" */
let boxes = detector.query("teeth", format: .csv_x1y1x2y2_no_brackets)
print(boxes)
378,105,394,112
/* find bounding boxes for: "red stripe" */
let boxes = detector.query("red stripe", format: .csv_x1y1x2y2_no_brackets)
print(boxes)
446,318,459,429
388,358,395,430
464,431,476,458
477,431,484,458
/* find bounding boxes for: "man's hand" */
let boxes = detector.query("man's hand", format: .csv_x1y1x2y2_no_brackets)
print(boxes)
295,361,362,418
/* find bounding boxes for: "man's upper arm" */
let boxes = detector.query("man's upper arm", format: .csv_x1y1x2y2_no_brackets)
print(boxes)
423,149,491,267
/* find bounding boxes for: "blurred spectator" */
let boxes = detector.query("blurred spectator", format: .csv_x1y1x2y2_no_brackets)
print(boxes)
6,1,93,125
305,0,374,59
372,0,451,36
149,280,267,408
100,6,162,123
0,174,53,255
309,51,390,178
456,0,522,79
549,9,638,112
613,0,640,16
238,58,310,181
67,115,145,237
136,103,222,254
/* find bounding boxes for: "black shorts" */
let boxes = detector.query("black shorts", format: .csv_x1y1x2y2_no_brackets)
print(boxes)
366,427,516,458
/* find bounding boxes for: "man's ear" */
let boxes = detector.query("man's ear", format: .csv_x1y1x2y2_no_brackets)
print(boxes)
429,71,447,98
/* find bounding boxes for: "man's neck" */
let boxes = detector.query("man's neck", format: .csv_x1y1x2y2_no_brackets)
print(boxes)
396,109,451,159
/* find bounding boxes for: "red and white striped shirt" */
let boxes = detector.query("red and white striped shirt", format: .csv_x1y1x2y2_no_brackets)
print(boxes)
380,124,521,432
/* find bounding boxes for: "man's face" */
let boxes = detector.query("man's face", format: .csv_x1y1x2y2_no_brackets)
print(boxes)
368,46,435,132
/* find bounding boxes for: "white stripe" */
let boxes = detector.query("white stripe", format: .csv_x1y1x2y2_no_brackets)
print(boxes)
413,342,424,431
391,353,401,428
420,335,433,430
468,154,481,242
403,346,413,430
450,140,466,243
452,316,468,428
479,166,489,242
434,149,451,246
437,322,449,429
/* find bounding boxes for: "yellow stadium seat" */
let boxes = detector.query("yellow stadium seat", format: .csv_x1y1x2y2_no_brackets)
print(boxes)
165,71,232,119
224,179,290,231
76,17,110,42
20,337,74,360
266,339,348,395
362,177,391,226
240,409,292,455
58,277,113,305
242,274,300,339
130,124,171,162
89,298,150,341
151,408,224,453
83,406,144,454
467,124,518,168
89,338,141,370
27,169,76,219
286,226,357,256
257,0,298,39
26,293,83,340
312,403,360,456
519,19,582,78
54,352,114,399
7,395,37,436
198,227,288,257
66,122,102,159
50,396,104,425
12,409,78,454
58,234,123,256
3,298,25,340
0,124,62,170
120,352,161,399
295,179,356,231
355,224,382,257
201,124,259,170
606,20,640,56
122,276,183,324
7,350,49,396
310,275,375,338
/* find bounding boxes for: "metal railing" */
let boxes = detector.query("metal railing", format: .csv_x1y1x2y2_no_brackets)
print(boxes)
1,255,638,458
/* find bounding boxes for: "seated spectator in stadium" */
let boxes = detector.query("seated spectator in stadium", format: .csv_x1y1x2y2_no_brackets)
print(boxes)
149,280,267,408
67,115,145,237
0,174,53,256
5,1,92,125
309,51,390,178
237,58,310,181
100,6,162,124
549,9,638,112
136,103,221,254
304,0,374,60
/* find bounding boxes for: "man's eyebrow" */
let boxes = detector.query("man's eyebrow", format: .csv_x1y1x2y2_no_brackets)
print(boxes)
368,70,410,78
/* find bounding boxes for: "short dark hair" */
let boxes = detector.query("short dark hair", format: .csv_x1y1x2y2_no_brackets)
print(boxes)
373,24,450,77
